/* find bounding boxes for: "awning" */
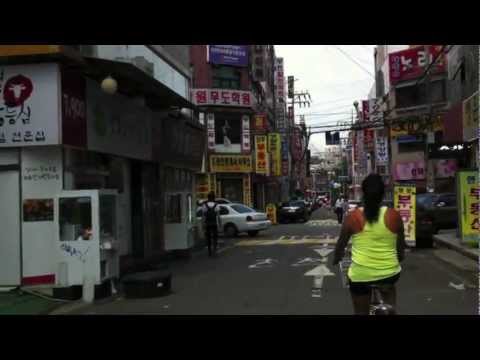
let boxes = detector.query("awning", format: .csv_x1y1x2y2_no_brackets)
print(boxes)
83,57,196,110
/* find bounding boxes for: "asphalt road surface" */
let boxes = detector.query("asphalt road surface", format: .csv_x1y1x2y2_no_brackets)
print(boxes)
70,208,478,315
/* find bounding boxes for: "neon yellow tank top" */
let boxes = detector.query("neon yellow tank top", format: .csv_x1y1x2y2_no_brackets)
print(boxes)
348,206,401,282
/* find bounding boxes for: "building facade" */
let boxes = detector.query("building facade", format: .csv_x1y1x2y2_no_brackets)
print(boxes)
0,45,203,288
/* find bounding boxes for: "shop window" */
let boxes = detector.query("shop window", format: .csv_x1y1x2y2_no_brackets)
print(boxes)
212,66,241,90
59,197,92,241
166,194,182,223
100,195,117,241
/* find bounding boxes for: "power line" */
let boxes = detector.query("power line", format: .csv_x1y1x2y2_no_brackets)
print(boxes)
330,45,375,78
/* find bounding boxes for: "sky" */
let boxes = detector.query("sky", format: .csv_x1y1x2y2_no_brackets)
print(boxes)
275,45,377,153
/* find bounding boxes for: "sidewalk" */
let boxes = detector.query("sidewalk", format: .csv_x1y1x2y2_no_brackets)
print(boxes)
0,289,63,315
433,229,479,261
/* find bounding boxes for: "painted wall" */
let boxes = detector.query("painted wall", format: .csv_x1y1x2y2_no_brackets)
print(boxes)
21,146,63,284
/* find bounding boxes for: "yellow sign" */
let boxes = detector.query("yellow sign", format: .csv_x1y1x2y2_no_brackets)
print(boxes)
463,91,479,142
255,136,268,174
457,171,479,242
196,174,210,199
268,133,282,176
209,155,252,173
243,174,252,207
0,45,62,57
390,115,443,139
394,184,416,243
266,203,277,225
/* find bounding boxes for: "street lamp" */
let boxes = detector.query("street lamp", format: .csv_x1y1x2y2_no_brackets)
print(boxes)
101,75,118,95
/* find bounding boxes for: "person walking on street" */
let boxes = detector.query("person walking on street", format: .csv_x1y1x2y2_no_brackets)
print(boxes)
202,191,220,257
334,196,345,224
332,174,407,315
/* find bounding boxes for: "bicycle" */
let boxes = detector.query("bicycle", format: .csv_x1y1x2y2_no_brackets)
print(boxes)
339,247,396,315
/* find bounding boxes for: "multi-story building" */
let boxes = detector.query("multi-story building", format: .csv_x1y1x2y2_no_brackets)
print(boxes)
0,45,204,290
191,45,279,212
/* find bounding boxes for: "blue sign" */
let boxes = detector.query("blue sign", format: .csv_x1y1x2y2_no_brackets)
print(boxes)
208,45,248,67
281,137,289,161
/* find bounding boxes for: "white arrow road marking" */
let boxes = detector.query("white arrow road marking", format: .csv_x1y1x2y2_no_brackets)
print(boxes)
291,257,323,267
304,264,336,277
249,258,278,269
314,248,334,258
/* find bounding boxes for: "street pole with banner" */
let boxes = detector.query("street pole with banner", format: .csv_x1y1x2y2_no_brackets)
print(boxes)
394,183,417,247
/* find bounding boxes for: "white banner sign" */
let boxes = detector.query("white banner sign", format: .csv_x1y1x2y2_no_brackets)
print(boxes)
0,63,60,147
241,115,251,152
375,130,389,165
192,88,254,108
207,113,215,150
369,98,384,124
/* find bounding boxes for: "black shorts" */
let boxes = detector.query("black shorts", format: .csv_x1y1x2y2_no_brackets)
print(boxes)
348,273,400,296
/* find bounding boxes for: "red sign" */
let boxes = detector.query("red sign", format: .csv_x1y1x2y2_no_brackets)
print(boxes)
364,129,375,151
362,100,369,122
192,88,254,108
389,46,446,85
254,114,267,131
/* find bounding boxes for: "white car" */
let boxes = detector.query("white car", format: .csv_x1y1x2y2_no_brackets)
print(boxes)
197,203,271,237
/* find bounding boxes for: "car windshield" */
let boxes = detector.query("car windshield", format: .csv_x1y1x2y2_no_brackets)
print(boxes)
417,194,435,207
231,204,255,214
290,201,305,207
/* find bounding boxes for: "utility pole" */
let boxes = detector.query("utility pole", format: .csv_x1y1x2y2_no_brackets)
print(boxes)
424,45,433,192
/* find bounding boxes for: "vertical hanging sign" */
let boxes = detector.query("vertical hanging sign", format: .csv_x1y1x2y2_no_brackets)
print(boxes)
207,113,215,151
241,115,251,152
394,184,416,245
255,135,268,174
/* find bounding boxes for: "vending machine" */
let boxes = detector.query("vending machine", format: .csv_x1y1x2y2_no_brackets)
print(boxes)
54,190,120,287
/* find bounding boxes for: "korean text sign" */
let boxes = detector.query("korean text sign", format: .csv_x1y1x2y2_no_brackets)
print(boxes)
268,133,282,176
192,88,253,108
207,45,248,67
394,184,416,243
393,160,426,180
0,63,61,147
255,135,268,174
457,171,479,242
209,155,252,173
389,46,446,85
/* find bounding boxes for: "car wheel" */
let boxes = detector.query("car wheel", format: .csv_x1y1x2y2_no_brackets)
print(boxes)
224,224,238,238
248,231,259,237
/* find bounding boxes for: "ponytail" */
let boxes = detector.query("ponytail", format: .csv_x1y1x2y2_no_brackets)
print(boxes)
361,174,385,224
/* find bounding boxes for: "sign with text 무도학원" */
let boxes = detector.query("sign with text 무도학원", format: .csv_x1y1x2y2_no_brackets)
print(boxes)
255,135,268,174
192,88,253,108
209,155,252,173
457,171,479,242
394,184,416,243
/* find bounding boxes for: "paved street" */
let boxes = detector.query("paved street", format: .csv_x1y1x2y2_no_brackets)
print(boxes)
69,208,478,315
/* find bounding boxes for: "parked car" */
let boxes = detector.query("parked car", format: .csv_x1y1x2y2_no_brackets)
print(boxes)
416,193,457,247
196,203,271,237
196,198,232,206
278,200,311,223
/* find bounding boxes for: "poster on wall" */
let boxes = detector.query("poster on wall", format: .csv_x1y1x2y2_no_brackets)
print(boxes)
23,199,54,222
255,135,268,174
435,159,458,178
394,184,416,244
0,63,61,147
214,112,241,147
393,160,426,180
243,174,252,208
207,45,248,67
241,115,251,153
457,171,479,242
268,133,281,176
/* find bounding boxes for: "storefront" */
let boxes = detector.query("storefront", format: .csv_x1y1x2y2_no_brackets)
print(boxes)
0,60,196,287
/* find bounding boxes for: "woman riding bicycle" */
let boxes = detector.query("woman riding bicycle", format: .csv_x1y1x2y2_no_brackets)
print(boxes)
333,174,407,315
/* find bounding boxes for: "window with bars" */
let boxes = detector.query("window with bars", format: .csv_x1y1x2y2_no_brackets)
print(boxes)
212,66,241,90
